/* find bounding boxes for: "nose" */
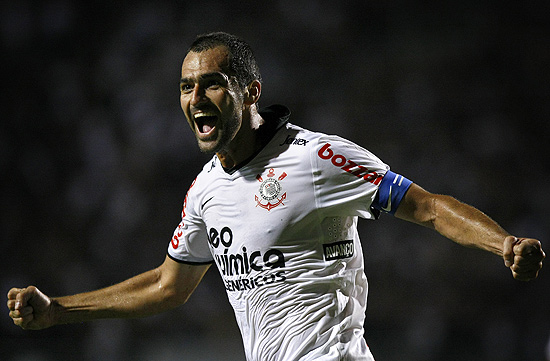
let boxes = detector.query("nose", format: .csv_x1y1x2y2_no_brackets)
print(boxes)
190,84,207,106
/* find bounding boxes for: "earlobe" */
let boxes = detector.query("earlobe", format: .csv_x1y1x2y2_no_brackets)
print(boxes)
244,80,261,105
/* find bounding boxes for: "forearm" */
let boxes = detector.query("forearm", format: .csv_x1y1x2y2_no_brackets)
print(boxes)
51,267,178,325
396,184,511,256
427,194,510,256
8,257,209,330
395,184,544,281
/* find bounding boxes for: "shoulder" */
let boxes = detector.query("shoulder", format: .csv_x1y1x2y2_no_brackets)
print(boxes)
185,156,221,197
277,123,319,146
299,129,388,171
280,122,374,157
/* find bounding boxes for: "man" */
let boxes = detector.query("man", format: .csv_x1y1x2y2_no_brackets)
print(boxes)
7,32,545,361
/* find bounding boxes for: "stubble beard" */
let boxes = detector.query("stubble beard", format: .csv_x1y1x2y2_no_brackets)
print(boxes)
196,113,241,154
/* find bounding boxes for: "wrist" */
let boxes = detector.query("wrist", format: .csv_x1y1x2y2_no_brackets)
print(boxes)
49,297,65,326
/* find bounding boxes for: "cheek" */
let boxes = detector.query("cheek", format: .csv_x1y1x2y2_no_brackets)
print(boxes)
221,92,242,113
180,95,186,111
180,96,193,126
180,95,189,115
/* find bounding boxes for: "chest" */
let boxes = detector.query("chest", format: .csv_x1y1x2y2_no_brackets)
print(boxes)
200,165,314,245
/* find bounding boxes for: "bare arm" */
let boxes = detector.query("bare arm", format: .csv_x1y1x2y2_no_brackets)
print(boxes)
395,183,545,280
7,255,210,330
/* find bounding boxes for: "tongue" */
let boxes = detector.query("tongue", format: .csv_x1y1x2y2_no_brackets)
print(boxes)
199,116,217,133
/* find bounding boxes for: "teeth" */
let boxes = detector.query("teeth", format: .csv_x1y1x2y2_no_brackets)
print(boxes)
193,112,217,134
194,112,216,118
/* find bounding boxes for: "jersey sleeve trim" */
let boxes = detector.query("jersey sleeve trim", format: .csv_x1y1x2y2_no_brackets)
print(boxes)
167,253,214,265
372,171,412,215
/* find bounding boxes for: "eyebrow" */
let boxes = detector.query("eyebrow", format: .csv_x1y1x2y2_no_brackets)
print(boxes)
180,72,229,85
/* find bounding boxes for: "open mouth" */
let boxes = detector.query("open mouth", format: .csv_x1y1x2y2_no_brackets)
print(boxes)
194,112,218,135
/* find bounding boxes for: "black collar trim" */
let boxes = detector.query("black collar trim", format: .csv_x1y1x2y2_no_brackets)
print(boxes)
222,104,290,174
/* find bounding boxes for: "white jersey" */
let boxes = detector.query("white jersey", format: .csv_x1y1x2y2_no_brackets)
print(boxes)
168,105,411,361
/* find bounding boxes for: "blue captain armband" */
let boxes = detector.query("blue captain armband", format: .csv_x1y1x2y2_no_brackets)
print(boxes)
372,171,413,215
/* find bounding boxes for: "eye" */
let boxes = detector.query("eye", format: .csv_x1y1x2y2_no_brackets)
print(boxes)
206,79,221,89
180,82,193,93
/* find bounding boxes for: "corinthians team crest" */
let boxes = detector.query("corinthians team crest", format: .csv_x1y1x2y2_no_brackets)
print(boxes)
255,168,287,211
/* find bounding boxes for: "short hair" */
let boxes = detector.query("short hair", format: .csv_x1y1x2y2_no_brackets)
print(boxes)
188,32,262,89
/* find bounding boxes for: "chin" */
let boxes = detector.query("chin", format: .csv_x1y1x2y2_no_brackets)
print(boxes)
197,138,224,154
197,142,217,154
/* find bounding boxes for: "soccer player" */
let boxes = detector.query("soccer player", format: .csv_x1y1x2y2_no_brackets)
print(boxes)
7,32,545,361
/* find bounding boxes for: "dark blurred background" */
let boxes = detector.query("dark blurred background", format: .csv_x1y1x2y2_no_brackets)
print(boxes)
1,1,549,360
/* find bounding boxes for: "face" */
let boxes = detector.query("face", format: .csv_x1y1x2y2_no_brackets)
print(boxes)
180,46,244,154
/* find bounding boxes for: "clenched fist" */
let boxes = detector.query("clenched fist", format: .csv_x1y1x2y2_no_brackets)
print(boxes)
7,286,55,330
503,236,545,281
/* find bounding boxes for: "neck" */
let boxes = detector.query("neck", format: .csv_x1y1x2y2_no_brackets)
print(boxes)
216,106,264,170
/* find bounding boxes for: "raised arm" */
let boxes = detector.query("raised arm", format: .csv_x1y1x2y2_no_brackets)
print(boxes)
394,183,545,281
7,256,210,330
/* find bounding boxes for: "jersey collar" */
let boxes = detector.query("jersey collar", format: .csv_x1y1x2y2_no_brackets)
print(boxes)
222,104,291,174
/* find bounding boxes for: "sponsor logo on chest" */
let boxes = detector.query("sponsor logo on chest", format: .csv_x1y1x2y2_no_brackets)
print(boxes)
207,225,287,292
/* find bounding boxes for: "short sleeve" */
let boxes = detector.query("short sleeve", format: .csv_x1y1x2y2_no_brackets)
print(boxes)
311,135,390,219
167,180,213,264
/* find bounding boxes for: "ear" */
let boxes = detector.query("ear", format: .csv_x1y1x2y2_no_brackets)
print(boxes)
244,80,261,106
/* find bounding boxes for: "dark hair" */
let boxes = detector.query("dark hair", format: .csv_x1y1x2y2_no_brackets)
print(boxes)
188,32,262,89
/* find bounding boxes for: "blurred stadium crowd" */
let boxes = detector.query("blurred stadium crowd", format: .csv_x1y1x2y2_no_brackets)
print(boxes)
1,1,548,360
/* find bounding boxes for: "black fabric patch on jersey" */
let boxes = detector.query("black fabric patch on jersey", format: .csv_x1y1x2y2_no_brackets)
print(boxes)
259,104,291,129
323,240,354,261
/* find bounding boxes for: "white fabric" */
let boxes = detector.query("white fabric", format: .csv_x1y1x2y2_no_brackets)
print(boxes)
168,122,390,360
